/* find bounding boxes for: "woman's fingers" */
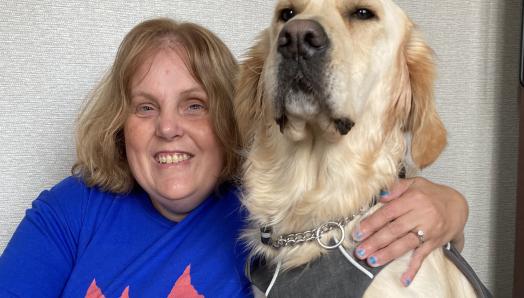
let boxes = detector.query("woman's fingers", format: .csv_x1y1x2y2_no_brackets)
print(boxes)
352,191,411,242
357,231,421,267
400,243,434,286
354,205,427,260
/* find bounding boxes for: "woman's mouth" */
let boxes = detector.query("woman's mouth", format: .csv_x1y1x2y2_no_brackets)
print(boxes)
156,152,193,164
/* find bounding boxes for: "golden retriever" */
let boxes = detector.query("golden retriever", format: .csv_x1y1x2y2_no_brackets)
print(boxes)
235,0,478,297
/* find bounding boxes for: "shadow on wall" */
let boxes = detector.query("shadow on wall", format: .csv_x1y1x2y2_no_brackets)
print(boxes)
492,0,521,297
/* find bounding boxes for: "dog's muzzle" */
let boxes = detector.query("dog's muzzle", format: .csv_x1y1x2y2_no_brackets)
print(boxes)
274,20,354,138
276,19,329,97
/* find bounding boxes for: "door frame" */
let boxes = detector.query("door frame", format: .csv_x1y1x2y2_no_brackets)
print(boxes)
514,6,524,293
514,87,524,297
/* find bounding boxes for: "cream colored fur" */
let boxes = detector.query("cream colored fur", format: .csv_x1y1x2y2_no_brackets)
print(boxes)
235,0,474,296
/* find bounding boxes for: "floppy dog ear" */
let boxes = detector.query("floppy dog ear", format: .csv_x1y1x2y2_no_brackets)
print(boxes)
404,30,447,169
234,30,270,147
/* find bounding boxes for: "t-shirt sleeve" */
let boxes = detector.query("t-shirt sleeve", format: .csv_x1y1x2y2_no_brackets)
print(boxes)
0,177,85,297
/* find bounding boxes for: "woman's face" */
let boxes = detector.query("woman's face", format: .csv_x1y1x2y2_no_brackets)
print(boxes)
124,47,224,221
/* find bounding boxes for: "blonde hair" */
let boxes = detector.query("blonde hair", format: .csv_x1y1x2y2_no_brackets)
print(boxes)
72,18,240,193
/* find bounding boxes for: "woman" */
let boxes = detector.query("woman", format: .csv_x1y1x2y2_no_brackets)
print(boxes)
0,18,468,297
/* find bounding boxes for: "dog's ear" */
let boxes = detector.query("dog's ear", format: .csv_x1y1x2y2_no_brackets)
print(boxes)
234,30,270,147
403,30,447,169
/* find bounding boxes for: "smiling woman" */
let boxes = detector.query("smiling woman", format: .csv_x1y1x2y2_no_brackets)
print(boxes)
0,18,251,298
124,47,225,221
73,20,240,195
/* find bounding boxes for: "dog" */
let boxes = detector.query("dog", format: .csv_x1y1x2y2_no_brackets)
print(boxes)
234,0,489,297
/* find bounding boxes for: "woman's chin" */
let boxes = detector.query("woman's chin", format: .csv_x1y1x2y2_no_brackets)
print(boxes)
150,195,198,221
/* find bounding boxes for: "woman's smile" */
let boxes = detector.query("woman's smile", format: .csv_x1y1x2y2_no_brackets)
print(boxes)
155,151,193,165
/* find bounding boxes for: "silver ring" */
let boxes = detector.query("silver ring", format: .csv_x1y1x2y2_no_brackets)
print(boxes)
412,229,425,246
316,222,345,250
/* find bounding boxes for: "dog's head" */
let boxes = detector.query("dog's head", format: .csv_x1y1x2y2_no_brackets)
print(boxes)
235,0,446,170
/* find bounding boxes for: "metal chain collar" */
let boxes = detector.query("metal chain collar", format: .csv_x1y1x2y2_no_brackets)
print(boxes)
260,204,373,250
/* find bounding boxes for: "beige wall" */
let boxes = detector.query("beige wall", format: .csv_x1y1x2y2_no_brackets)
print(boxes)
0,1,520,296
397,1,520,296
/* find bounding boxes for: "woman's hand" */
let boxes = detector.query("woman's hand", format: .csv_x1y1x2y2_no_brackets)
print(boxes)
351,177,468,286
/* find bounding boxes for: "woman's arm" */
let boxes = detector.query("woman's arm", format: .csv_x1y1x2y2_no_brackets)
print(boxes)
0,178,82,297
351,177,468,286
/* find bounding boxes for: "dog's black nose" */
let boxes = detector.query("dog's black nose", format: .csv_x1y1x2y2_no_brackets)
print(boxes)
278,20,328,59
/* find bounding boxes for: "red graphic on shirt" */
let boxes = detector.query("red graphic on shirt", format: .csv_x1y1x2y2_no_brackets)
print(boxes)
120,286,130,298
168,265,204,298
85,279,105,298
85,265,203,298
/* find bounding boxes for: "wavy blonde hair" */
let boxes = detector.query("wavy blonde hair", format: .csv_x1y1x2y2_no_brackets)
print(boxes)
72,18,240,193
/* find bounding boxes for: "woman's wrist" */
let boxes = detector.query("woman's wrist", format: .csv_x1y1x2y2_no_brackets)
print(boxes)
448,187,468,252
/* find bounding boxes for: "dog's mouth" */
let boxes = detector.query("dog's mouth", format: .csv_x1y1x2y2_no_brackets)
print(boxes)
274,19,354,139
333,118,355,135
275,114,354,136
275,114,355,136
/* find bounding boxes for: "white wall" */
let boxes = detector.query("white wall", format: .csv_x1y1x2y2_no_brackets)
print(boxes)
0,1,519,296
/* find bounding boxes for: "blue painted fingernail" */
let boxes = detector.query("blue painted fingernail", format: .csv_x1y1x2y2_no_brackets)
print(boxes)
353,230,364,240
404,278,412,287
369,256,378,266
356,248,366,258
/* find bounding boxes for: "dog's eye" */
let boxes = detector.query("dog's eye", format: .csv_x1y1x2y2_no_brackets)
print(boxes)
352,8,375,20
279,8,296,22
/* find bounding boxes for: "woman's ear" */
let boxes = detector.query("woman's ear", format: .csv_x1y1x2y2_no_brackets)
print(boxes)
404,30,447,169
234,30,270,148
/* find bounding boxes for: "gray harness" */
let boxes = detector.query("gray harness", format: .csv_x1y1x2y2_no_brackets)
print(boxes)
247,244,492,298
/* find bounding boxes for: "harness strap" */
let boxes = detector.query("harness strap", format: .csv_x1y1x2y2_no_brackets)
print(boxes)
443,243,493,298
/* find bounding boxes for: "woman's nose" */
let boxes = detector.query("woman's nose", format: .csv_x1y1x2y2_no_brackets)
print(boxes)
156,110,184,140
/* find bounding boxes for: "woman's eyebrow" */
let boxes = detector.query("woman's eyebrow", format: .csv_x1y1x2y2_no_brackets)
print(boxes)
130,91,158,102
179,86,207,97
130,88,207,104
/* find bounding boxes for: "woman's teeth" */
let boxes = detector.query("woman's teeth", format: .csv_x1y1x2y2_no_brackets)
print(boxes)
158,153,191,164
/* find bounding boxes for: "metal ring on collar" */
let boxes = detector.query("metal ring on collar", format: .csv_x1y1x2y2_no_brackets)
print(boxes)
316,222,345,249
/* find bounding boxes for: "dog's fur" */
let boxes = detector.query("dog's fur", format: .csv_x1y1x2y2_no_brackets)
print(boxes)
235,0,475,296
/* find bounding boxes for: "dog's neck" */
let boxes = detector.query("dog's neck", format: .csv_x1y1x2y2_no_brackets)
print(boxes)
242,121,407,268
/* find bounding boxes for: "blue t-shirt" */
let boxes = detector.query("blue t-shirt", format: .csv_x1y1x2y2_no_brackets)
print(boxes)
0,176,252,298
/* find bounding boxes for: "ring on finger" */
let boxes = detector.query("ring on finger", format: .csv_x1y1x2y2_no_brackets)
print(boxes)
411,229,425,246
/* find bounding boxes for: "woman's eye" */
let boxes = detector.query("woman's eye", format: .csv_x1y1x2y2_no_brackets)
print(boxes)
135,104,157,116
182,100,208,117
352,8,376,20
188,103,205,111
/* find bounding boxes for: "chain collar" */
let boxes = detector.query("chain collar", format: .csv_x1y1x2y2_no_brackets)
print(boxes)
260,200,376,250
